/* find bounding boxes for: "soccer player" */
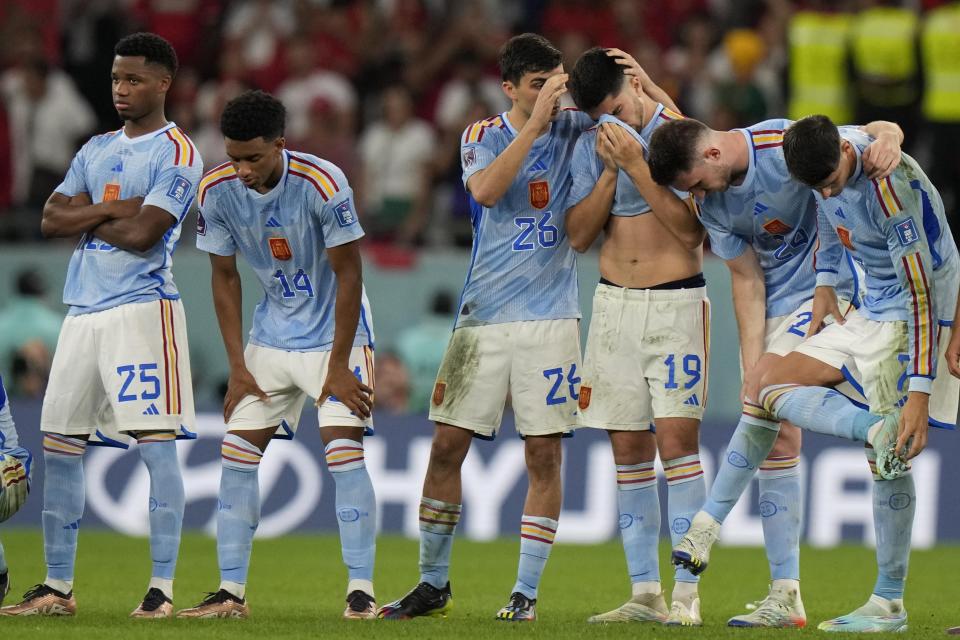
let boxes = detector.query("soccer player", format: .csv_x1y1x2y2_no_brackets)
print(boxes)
666,115,960,633
564,47,708,626
0,33,200,618
0,376,33,606
376,33,592,623
176,90,376,620
646,115,902,627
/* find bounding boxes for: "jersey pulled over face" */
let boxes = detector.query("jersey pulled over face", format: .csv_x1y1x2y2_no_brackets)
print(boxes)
699,119,858,318
196,150,373,352
57,123,203,315
458,109,594,328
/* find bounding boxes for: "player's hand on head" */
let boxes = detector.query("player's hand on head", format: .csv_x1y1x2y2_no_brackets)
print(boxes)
318,366,373,419
605,48,649,84
946,328,960,378
529,73,568,128
807,285,845,337
862,135,902,180
897,392,929,459
223,366,269,422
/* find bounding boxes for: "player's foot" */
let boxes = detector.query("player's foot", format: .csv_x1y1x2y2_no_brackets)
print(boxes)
130,587,173,618
175,589,249,619
817,595,907,633
665,592,702,627
948,625,960,635
343,590,376,620
671,511,721,576
495,592,536,621
0,571,9,607
728,583,806,628
587,591,668,623
869,412,910,480
0,583,77,616
377,582,452,619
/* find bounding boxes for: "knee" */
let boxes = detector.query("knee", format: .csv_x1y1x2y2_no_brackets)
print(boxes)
428,431,470,472
609,431,656,465
657,428,700,461
525,438,562,480
769,424,802,458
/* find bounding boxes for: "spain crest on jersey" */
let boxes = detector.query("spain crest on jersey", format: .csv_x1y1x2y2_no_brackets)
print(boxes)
269,237,292,261
529,180,549,210
102,182,121,202
762,218,792,235
836,225,855,251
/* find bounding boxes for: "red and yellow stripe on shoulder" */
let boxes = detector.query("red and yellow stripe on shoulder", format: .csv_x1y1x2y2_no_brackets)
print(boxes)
657,106,684,121
197,162,237,207
902,252,935,376
463,115,505,144
164,126,197,167
873,176,904,217
752,129,783,150
288,154,340,202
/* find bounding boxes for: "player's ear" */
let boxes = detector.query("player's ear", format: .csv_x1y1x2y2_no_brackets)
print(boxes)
274,137,286,152
501,80,517,103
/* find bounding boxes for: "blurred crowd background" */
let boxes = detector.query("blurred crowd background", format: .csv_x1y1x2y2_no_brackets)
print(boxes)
1,0,959,414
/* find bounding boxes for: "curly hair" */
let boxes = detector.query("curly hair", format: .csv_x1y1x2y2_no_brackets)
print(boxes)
569,47,625,113
220,90,286,141
114,32,178,77
498,33,562,85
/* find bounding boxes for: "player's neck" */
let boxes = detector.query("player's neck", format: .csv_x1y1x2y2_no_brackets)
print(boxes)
123,109,169,139
727,130,750,182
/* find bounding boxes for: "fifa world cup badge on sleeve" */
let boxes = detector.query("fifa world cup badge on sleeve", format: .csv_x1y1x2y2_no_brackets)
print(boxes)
529,181,550,209
196,211,207,236
334,200,356,227
895,219,920,247
462,147,476,168
269,237,293,261
167,175,192,204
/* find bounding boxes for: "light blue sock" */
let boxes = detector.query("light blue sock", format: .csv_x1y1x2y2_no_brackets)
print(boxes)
615,462,660,585
758,457,802,581
137,435,184,582
762,385,880,442
41,434,87,584
664,455,706,584
418,497,460,589
217,433,262,586
325,439,377,587
703,415,779,523
868,447,914,601
513,515,557,599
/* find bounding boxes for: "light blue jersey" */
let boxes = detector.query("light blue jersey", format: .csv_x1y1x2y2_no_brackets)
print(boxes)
457,109,593,327
813,128,960,389
196,150,373,351
56,123,202,315
0,377,30,471
569,104,686,215
700,119,857,318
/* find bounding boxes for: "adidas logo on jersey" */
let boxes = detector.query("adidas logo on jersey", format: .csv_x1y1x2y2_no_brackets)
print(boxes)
683,394,700,407
753,202,769,216
528,159,548,172
265,217,282,227
142,403,161,416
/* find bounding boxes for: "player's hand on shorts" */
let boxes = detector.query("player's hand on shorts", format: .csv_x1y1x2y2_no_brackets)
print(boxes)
946,327,960,378
528,73,568,130
807,285,845,337
600,123,645,171
861,133,901,180
605,47,649,85
223,366,269,422
897,391,929,459
318,366,373,419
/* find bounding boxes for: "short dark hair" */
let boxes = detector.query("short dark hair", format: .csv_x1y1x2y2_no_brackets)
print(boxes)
114,32,178,77
783,115,841,187
569,47,625,112
220,90,286,141
647,118,711,186
498,33,562,85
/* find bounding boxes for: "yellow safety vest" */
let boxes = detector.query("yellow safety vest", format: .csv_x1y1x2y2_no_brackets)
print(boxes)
789,11,852,122
850,7,917,81
922,3,960,122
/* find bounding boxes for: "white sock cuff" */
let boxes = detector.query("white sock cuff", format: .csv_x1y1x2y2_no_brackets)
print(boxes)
149,577,174,600
220,580,245,599
325,438,365,473
347,578,374,598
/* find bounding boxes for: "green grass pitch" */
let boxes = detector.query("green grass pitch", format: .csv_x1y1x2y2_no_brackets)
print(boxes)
0,530,954,638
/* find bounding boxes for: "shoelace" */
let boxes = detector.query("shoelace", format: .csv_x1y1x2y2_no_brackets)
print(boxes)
506,593,529,612
347,591,374,612
21,584,57,601
751,595,792,625
199,590,236,606
140,588,169,611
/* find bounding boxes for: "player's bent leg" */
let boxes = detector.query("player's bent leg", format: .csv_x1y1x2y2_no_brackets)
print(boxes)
588,430,667,624
178,427,274,619
495,434,561,622
320,426,377,620
728,424,806,629
129,431,183,619
657,419,704,627
1,433,85,617
377,423,470,620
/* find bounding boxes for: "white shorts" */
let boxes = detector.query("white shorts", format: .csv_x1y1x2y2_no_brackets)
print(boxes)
41,299,196,445
428,319,580,438
228,343,374,436
578,284,710,431
795,309,959,428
